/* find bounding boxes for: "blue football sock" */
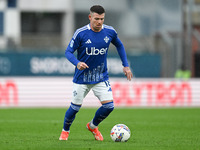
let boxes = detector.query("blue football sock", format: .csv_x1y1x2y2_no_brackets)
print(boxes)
63,103,81,131
92,101,114,126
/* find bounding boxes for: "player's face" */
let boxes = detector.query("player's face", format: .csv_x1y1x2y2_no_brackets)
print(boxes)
89,12,105,32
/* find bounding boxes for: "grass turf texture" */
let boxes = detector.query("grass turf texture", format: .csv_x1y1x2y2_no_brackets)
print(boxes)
0,108,200,150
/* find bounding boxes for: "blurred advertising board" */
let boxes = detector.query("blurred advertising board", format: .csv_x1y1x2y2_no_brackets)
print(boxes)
0,77,199,107
0,52,161,77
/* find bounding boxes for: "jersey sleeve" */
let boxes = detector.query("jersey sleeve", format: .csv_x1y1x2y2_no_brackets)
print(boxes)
111,32,129,67
65,32,81,66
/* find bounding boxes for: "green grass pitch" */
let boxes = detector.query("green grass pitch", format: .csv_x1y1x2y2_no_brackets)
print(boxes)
0,108,200,150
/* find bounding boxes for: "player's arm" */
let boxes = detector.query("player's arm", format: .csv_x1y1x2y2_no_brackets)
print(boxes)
65,34,88,70
123,67,133,81
112,36,133,81
65,45,79,67
65,47,89,70
77,62,89,70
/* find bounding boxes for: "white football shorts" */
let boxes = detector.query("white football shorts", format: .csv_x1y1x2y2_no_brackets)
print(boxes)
72,81,113,105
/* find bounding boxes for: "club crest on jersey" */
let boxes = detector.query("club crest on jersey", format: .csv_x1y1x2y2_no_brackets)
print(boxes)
86,47,107,55
104,36,109,43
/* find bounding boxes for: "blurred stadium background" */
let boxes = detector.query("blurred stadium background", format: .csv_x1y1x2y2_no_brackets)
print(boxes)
0,0,200,107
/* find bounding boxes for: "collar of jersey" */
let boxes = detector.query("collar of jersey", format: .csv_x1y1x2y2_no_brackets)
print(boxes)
87,24,104,30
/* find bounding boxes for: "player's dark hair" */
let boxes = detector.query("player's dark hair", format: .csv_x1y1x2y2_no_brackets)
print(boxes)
90,5,105,14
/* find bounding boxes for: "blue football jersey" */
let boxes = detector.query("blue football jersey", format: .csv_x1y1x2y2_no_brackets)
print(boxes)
65,24,129,84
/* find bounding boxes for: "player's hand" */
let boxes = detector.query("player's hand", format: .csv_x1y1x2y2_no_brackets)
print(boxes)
123,67,133,81
77,62,89,70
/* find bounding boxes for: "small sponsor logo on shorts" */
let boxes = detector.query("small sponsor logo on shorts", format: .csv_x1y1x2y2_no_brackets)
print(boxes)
108,87,112,92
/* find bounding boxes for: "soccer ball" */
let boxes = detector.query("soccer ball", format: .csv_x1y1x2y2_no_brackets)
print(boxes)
110,124,131,142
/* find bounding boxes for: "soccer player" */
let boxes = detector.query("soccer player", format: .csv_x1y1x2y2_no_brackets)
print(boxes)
59,5,133,141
